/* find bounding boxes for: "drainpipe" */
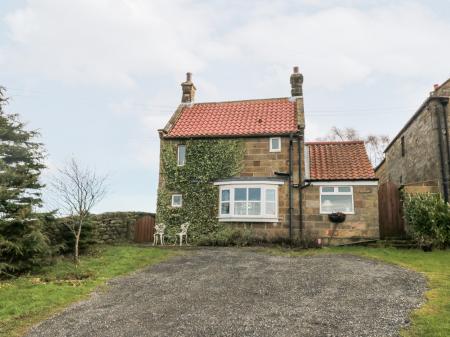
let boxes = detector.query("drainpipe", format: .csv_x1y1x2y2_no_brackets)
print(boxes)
442,101,450,201
297,131,304,241
435,102,449,202
288,134,294,242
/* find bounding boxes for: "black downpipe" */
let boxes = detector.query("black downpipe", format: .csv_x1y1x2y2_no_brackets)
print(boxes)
297,132,303,241
288,134,293,241
443,104,450,200
435,103,449,202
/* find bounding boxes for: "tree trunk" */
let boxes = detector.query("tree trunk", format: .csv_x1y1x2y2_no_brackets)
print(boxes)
74,233,80,264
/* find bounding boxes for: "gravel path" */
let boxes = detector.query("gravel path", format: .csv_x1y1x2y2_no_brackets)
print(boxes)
26,248,426,337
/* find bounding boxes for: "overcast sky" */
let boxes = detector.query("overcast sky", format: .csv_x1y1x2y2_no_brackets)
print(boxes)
1,0,449,213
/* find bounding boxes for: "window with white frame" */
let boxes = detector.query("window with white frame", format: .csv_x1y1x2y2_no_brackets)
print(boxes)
269,137,281,152
217,183,281,221
320,186,354,214
177,145,186,166
171,194,182,207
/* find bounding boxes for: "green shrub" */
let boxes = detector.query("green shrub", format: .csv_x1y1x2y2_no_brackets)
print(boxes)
195,227,271,246
194,227,321,248
41,213,98,256
404,193,450,248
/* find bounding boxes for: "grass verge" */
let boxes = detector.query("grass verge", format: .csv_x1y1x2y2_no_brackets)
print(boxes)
268,246,450,337
0,244,179,337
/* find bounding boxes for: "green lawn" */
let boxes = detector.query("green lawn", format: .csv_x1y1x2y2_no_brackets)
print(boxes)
0,245,178,337
270,246,450,337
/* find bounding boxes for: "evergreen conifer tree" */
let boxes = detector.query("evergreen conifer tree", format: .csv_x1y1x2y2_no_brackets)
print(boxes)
0,87,48,275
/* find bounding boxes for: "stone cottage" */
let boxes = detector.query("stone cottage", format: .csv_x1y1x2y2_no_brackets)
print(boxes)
375,79,450,201
157,68,379,244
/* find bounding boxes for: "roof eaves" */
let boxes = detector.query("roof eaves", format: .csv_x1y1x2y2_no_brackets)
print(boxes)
305,140,365,145
306,177,379,182
161,103,187,135
374,158,386,172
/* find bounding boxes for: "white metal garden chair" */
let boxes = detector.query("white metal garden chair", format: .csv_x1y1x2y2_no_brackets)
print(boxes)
176,222,190,246
153,223,166,245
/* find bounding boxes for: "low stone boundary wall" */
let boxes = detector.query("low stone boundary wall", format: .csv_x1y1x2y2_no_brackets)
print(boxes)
92,212,154,243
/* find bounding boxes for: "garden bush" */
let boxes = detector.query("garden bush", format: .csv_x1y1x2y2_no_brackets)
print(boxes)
195,227,262,246
404,193,450,248
41,213,98,256
195,227,321,248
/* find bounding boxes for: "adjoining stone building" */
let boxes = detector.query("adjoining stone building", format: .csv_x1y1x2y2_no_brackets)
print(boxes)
375,79,450,201
156,68,379,244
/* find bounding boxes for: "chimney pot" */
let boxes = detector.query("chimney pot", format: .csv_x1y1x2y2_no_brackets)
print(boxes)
434,83,440,90
290,66,303,97
181,72,196,103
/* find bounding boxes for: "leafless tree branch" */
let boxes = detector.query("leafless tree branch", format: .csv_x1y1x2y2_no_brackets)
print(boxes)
50,158,108,263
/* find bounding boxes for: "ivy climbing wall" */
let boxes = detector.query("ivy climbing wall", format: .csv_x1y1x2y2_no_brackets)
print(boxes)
156,139,244,241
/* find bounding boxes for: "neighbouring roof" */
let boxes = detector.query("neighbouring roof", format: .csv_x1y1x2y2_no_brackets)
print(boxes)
164,98,298,138
306,141,376,181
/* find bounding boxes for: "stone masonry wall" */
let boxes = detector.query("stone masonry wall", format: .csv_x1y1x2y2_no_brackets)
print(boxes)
92,212,153,243
157,136,303,239
234,136,302,238
381,102,442,191
378,80,450,198
302,185,379,244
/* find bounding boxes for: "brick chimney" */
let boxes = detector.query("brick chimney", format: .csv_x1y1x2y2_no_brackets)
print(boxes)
181,72,196,103
290,66,303,97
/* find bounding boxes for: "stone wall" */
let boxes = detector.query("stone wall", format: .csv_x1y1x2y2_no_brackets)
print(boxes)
382,104,442,190
302,185,379,244
377,80,450,198
158,136,304,239
237,136,302,236
91,212,154,243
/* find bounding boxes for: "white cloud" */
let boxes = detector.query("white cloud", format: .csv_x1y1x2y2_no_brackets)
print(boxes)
2,0,450,212
223,2,450,90
3,0,228,87
2,1,449,91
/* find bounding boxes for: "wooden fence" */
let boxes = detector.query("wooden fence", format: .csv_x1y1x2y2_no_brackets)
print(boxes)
378,182,405,239
134,215,155,243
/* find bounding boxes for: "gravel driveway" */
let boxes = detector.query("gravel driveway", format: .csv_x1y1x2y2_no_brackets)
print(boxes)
26,248,426,337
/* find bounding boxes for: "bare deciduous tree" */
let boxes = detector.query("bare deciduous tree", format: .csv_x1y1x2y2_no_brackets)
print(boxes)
365,134,390,167
51,159,107,263
317,127,390,167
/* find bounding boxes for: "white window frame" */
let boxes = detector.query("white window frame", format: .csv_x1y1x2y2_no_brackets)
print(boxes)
269,137,281,152
215,182,282,222
171,194,183,207
319,186,354,214
177,145,186,166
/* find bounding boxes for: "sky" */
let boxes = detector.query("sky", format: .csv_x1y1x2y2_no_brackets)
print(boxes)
1,0,449,213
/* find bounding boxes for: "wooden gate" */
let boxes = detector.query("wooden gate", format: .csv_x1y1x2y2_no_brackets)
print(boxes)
378,182,405,239
134,215,155,243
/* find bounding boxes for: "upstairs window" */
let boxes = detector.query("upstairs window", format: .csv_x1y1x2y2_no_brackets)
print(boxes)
171,194,183,207
270,137,281,152
177,145,186,166
320,186,354,214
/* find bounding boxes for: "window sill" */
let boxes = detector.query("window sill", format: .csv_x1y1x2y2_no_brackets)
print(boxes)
320,212,355,215
218,217,279,223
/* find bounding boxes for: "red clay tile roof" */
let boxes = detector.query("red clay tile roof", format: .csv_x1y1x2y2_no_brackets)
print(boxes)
306,141,376,180
165,98,297,138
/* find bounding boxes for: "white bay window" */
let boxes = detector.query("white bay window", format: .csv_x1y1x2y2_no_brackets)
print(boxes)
214,180,283,222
